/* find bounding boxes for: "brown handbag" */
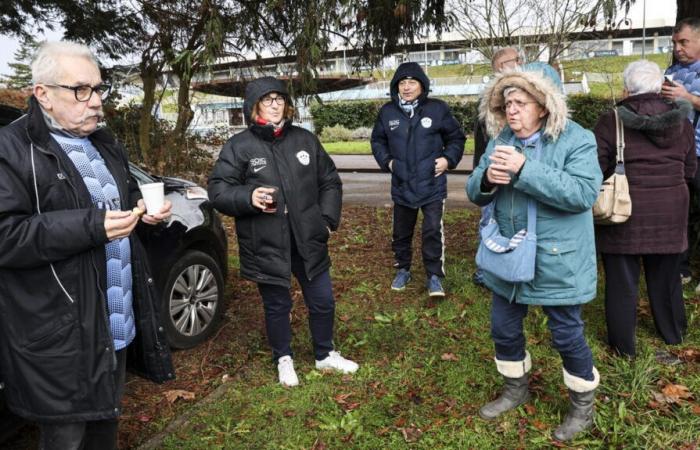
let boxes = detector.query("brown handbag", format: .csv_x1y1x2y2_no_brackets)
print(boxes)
592,108,632,225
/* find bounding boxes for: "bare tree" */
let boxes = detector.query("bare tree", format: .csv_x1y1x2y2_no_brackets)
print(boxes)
451,0,605,64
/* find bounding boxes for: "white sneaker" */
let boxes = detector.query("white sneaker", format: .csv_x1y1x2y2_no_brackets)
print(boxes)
315,351,359,374
277,355,299,387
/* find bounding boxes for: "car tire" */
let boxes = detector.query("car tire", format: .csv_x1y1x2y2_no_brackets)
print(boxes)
160,250,226,349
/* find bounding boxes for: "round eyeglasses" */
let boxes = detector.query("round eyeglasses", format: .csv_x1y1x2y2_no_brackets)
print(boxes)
260,95,286,107
45,83,112,102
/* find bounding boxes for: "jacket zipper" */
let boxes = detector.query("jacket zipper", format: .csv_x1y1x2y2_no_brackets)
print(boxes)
269,140,299,279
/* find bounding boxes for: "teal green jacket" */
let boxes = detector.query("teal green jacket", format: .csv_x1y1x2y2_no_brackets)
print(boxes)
467,122,603,305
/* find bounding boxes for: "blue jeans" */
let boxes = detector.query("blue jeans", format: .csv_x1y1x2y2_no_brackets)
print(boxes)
491,293,594,380
258,249,335,362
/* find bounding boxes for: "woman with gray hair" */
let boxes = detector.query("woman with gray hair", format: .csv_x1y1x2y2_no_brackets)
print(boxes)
467,64,602,442
593,60,696,359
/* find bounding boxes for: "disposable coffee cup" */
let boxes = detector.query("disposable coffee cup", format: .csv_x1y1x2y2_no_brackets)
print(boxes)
664,74,674,83
139,182,164,215
262,186,279,213
494,144,516,153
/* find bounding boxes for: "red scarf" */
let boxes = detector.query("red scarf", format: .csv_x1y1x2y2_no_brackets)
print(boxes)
256,117,284,137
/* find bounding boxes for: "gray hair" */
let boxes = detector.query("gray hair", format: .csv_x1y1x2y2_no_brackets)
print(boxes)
491,47,524,70
503,86,524,98
623,60,662,95
31,41,99,85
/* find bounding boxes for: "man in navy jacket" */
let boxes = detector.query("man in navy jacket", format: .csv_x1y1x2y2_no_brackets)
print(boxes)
371,62,465,296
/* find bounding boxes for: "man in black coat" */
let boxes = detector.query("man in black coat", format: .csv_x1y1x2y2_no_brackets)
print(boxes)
0,41,174,449
371,62,465,296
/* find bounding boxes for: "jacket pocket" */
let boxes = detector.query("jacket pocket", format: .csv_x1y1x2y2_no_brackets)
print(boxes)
533,240,577,290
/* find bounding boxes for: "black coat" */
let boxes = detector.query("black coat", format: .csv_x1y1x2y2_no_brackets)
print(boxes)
208,116,341,287
371,62,466,207
594,94,697,254
0,98,174,422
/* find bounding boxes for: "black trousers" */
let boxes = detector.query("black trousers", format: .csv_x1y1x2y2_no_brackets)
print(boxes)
680,155,700,276
602,253,687,357
258,244,335,362
392,199,445,278
38,349,127,450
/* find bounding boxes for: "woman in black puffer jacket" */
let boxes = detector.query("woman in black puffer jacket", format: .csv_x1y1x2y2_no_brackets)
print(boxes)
208,77,358,387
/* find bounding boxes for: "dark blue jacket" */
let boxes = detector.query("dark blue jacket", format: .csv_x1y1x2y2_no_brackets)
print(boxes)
371,62,465,207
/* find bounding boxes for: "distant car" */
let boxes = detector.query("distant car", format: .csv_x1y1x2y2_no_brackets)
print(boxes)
0,105,229,441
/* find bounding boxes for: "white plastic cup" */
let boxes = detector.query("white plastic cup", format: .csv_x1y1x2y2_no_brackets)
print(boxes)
139,182,164,215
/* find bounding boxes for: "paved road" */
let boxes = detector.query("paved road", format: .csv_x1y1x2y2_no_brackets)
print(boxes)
340,172,476,208
332,154,474,174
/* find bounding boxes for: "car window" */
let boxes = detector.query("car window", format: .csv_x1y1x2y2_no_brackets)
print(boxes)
128,163,156,185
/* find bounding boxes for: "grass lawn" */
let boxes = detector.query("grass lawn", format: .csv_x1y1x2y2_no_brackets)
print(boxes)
324,140,475,155
128,207,700,449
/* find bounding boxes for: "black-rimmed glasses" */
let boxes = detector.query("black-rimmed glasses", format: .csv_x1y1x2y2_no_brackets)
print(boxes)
45,83,112,102
260,95,286,106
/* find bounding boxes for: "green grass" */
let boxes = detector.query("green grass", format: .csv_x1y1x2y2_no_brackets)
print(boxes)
324,140,475,155
154,207,700,449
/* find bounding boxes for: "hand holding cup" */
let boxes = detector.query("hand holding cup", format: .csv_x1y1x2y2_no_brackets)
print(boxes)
252,186,279,213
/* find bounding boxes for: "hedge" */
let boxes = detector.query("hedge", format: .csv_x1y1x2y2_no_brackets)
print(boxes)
310,95,615,135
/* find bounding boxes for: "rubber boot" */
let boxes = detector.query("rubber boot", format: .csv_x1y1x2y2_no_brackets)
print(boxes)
479,351,532,420
553,367,600,442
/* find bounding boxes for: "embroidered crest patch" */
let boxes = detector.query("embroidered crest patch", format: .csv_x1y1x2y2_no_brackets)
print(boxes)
421,117,432,128
296,150,310,166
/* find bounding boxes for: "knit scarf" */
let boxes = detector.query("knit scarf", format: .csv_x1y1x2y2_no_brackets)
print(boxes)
399,98,419,118
256,117,285,137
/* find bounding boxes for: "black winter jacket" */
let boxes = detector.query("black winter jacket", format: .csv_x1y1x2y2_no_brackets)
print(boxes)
0,98,174,422
371,62,466,207
208,79,341,287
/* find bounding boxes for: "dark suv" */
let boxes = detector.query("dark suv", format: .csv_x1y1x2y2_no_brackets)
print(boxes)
0,105,229,441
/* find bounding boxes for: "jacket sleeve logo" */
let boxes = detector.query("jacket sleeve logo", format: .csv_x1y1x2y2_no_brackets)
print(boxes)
421,117,432,128
296,150,310,166
250,157,267,173
389,119,400,131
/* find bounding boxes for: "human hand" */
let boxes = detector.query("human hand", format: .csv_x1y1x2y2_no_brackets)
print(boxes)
104,209,139,240
490,145,526,176
138,199,172,225
252,186,277,212
434,157,448,177
660,80,688,101
486,165,512,185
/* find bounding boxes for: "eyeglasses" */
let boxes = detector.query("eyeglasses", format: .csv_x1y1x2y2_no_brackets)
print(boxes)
260,95,286,107
501,100,538,112
45,83,112,102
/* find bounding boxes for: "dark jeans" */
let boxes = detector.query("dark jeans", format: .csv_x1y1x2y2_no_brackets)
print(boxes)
602,253,687,356
38,349,127,450
392,199,445,278
258,249,335,362
680,155,700,277
490,293,594,380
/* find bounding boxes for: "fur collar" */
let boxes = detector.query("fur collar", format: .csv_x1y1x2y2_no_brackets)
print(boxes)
617,98,693,131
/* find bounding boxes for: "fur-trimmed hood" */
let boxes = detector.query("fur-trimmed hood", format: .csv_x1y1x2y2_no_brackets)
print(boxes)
617,94,693,149
479,64,568,141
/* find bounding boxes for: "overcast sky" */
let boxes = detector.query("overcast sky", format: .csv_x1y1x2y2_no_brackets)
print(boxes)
0,1,675,78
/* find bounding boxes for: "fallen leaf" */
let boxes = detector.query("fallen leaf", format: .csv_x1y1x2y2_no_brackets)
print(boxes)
532,419,547,430
164,389,195,403
221,374,231,383
676,348,700,362
334,393,352,404
283,410,296,417
311,438,327,450
399,425,423,443
394,417,407,427
524,404,536,415
661,384,693,402
692,404,700,415
441,352,459,361
138,415,151,422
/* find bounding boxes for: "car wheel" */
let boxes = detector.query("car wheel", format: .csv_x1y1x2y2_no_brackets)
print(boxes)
161,250,226,349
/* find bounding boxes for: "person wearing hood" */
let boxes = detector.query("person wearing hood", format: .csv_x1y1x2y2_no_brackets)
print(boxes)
466,65,602,442
371,62,465,297
208,76,358,387
594,60,696,360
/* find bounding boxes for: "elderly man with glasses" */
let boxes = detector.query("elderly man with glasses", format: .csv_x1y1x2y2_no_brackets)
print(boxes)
0,41,174,449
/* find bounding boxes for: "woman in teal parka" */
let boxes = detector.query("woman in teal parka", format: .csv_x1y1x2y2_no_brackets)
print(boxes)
466,64,603,442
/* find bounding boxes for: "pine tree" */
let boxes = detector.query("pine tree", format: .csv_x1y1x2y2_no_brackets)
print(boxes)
2,37,38,89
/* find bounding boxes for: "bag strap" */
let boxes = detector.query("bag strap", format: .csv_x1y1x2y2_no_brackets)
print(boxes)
614,107,626,171
525,139,542,235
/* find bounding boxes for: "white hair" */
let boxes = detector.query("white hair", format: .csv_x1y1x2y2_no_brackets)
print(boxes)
31,41,99,85
503,86,524,98
623,60,663,95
